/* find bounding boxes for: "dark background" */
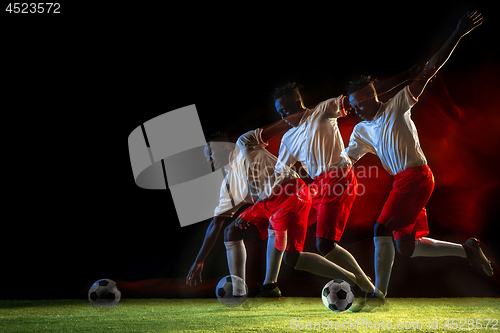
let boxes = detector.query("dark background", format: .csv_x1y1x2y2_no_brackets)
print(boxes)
1,1,499,300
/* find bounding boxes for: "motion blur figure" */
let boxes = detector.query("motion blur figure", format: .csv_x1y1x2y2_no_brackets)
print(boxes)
186,122,299,297
343,11,492,311
272,82,381,302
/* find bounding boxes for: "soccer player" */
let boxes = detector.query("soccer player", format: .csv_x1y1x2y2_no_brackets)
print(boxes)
187,123,376,299
343,11,492,310
185,123,295,297
272,82,380,299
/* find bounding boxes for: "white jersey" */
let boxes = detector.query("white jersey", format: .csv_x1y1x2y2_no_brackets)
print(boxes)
214,129,298,217
345,86,427,176
275,96,352,179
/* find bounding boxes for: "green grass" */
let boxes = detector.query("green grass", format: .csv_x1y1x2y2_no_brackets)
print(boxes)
0,298,499,332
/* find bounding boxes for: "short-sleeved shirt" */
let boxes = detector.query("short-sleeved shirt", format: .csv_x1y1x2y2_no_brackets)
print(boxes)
345,86,427,176
214,129,298,217
275,96,352,179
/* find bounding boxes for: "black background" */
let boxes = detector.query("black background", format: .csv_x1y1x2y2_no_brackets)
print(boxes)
1,1,499,300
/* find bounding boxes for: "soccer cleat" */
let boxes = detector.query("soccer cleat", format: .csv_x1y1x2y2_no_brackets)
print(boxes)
348,284,368,312
348,298,367,313
349,287,385,313
255,283,282,298
348,277,373,312
364,291,387,312
463,238,494,277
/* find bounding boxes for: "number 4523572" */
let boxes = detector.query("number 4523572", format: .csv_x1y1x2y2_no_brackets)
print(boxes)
6,3,60,14
443,319,498,330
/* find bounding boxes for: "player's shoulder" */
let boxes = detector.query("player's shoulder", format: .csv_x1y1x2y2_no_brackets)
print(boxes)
307,95,345,119
237,128,258,141
386,86,406,101
386,86,417,109
310,96,343,110
236,129,262,147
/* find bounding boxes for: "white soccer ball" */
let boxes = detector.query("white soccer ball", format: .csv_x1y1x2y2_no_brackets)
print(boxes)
215,275,248,307
88,279,121,307
321,279,354,312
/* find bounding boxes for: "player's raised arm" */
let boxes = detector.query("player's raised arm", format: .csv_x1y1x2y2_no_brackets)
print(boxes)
409,11,483,99
186,216,226,286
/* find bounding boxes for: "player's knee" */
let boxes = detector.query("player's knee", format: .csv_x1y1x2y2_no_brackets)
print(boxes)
283,251,301,267
316,237,336,256
395,236,415,257
224,222,242,242
374,222,393,237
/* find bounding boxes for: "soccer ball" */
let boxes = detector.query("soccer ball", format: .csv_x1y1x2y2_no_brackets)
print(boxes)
88,279,121,307
321,279,354,312
215,275,248,307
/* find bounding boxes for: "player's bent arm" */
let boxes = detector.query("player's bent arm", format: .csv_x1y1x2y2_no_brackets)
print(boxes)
409,11,483,99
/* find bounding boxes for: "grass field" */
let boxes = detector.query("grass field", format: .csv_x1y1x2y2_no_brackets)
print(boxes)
1,298,499,332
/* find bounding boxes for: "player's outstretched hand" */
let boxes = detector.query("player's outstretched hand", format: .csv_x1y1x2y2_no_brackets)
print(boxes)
457,11,483,37
186,261,204,286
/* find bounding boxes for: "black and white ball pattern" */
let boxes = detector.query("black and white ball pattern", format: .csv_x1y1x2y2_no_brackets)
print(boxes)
321,279,354,312
88,279,121,307
216,275,248,307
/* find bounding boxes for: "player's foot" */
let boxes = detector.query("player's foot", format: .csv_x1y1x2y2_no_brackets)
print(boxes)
255,283,282,298
363,291,386,312
348,298,367,313
463,238,494,277
352,284,368,299
348,276,374,313
349,288,384,313
348,282,368,312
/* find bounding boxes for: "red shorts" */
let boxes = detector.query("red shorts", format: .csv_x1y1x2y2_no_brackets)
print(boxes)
308,168,357,241
377,165,434,240
238,178,312,251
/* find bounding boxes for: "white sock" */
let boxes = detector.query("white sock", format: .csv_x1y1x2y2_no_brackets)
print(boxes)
263,229,285,286
325,245,375,293
294,252,357,286
224,240,247,296
374,236,395,297
412,237,467,258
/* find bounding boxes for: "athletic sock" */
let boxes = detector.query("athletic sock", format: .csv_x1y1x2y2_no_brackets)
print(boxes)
325,244,375,293
263,229,285,286
374,236,395,297
411,237,467,258
294,252,357,286
224,240,247,296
